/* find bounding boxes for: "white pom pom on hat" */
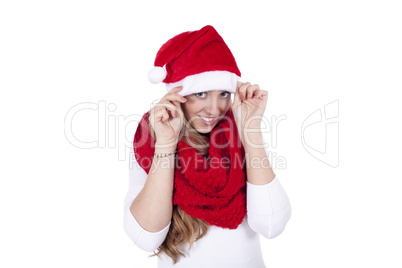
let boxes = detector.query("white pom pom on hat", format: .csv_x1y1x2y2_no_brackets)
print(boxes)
148,66,167,84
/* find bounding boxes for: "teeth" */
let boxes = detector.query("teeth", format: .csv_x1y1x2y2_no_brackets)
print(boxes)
200,116,215,122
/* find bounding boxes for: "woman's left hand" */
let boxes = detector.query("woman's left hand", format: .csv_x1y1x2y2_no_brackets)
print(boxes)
231,81,268,141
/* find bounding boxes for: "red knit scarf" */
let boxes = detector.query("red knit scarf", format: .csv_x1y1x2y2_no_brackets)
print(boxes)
133,108,247,229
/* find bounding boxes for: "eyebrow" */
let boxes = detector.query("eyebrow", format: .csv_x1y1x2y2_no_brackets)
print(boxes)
194,90,230,95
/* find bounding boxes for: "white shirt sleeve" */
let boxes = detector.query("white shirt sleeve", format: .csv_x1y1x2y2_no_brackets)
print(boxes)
123,144,171,252
245,136,292,239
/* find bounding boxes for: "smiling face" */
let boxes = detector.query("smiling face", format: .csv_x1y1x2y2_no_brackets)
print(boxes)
182,90,232,134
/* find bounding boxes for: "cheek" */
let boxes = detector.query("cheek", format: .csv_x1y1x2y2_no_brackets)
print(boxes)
184,98,203,111
220,99,231,112
182,100,201,119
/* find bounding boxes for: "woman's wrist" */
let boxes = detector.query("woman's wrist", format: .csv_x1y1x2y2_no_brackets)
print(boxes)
155,139,178,153
241,128,264,150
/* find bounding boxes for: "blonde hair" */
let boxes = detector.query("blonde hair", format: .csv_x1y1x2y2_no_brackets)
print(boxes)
147,107,211,264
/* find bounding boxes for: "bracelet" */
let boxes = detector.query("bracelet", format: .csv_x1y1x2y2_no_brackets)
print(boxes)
154,150,177,158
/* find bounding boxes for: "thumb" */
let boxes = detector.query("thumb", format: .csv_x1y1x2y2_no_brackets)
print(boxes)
232,91,241,110
236,81,244,91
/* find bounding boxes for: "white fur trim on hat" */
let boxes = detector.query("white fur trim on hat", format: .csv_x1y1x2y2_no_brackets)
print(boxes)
165,71,240,96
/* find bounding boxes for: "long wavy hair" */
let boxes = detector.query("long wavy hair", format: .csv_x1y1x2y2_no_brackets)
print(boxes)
147,105,213,264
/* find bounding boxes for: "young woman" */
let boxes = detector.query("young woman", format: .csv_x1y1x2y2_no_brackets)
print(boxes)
123,25,291,268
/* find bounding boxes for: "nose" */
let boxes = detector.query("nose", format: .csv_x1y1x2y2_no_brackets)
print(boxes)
204,98,221,116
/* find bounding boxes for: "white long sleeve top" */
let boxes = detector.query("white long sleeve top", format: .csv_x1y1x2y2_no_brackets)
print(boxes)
123,144,291,268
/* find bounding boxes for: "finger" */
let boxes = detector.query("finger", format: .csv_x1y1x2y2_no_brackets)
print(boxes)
232,91,241,110
169,101,181,118
256,90,268,100
239,82,251,101
168,86,183,94
149,110,155,125
155,102,179,118
166,100,186,118
153,107,167,121
253,89,261,99
155,107,170,123
247,85,260,99
168,104,178,118
161,93,187,104
237,81,244,91
150,109,162,125
171,101,186,124
169,101,184,118
172,101,184,118
161,110,169,123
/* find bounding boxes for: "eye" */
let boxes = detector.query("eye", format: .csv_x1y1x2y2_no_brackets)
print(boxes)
194,91,229,99
195,92,207,98
220,91,230,98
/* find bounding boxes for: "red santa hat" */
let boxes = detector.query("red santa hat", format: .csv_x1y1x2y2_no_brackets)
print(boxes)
147,25,241,96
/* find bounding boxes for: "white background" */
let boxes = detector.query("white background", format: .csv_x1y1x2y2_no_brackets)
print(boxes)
1,0,401,267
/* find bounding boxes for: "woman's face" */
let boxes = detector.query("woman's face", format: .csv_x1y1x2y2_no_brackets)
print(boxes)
182,90,232,134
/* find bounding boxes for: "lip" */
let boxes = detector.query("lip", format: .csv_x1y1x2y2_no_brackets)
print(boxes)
198,115,218,126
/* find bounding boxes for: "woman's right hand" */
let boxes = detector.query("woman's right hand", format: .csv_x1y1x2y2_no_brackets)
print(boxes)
149,86,187,148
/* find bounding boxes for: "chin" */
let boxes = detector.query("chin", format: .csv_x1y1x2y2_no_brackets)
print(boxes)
193,121,220,134
195,128,212,134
